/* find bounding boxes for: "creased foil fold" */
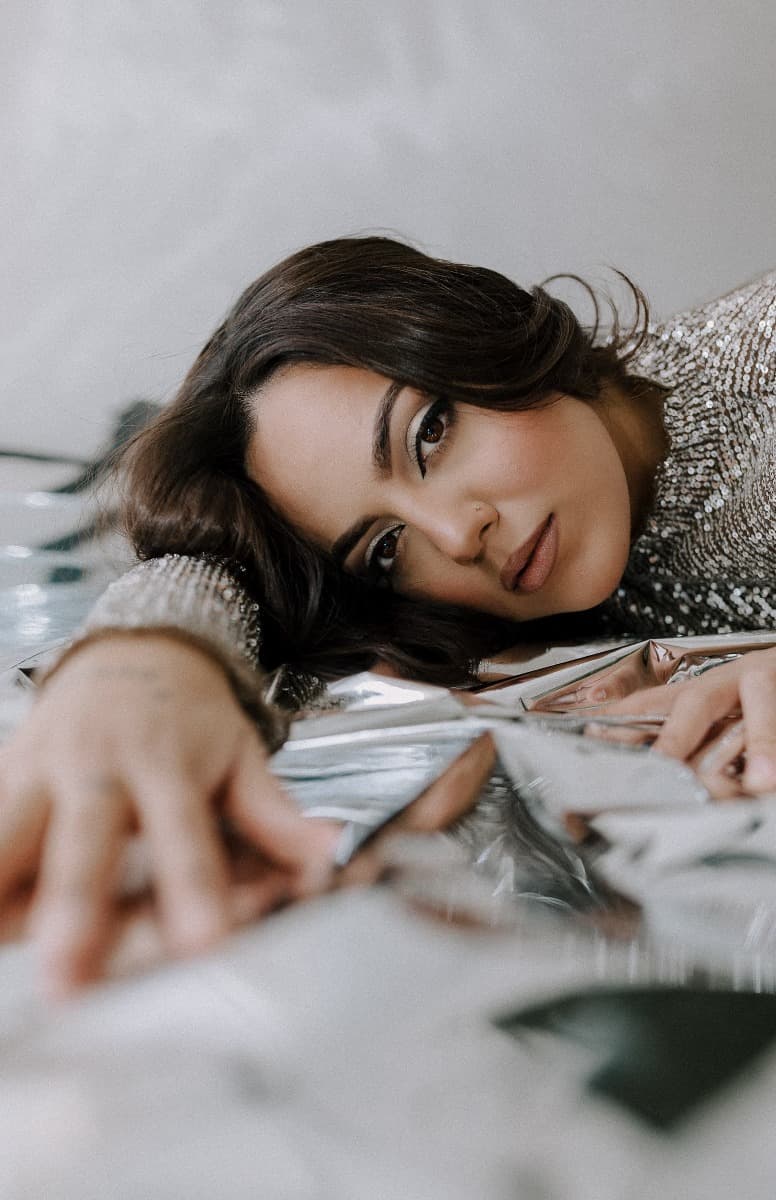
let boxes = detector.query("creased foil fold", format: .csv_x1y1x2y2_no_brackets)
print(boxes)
273,635,776,975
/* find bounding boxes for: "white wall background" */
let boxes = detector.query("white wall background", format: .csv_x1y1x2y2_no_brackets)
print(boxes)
3,0,775,458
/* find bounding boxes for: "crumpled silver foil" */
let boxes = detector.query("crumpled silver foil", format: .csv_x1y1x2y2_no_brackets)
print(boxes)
273,713,481,867
275,635,776,979
3,625,775,979
475,631,776,713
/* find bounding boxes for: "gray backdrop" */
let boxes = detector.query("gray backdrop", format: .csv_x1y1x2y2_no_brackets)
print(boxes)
3,0,775,458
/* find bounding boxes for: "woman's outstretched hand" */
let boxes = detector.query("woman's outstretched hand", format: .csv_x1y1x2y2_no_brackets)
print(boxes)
0,634,339,998
0,636,498,999
594,646,776,798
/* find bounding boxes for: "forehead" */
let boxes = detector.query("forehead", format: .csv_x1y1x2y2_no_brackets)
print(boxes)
245,363,389,542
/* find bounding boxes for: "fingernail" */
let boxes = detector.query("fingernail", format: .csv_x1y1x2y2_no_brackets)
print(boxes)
33,907,83,961
170,902,228,953
39,968,78,1004
299,821,343,888
230,880,293,923
297,857,336,896
745,756,776,790
313,821,343,858
698,749,719,774
33,909,97,1002
35,935,80,1003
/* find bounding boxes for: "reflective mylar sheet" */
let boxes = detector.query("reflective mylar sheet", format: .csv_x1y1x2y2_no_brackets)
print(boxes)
275,635,776,981
0,487,125,670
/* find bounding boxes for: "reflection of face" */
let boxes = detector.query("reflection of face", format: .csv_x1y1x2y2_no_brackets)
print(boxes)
246,364,633,622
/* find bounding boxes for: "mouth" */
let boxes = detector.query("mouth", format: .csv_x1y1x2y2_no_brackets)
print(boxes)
500,515,559,594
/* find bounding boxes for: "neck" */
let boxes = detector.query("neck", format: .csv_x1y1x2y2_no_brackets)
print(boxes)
598,379,668,539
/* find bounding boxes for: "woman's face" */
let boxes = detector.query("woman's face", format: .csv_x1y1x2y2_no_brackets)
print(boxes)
246,364,633,621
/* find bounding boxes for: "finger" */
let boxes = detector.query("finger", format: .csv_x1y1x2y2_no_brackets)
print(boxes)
104,872,294,985
102,897,165,982
652,676,742,761
216,836,299,913
0,885,34,942
225,735,339,890
740,666,776,793
30,775,130,998
228,872,295,921
576,661,653,705
137,774,232,957
339,733,496,888
597,685,676,717
691,719,747,800
584,721,656,746
0,780,48,898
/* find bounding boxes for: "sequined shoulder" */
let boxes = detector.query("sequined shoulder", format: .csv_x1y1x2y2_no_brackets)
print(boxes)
631,271,776,398
600,272,776,640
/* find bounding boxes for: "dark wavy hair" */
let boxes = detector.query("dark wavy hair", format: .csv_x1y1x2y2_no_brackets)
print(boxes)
114,235,659,687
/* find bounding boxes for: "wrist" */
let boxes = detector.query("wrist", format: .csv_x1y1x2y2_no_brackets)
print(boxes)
39,627,289,752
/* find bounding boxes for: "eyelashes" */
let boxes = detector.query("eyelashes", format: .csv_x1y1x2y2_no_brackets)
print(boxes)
409,396,455,477
365,523,404,577
364,396,456,579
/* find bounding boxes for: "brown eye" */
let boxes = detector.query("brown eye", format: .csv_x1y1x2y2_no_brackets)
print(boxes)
374,530,399,561
365,523,406,578
413,398,453,477
420,414,445,444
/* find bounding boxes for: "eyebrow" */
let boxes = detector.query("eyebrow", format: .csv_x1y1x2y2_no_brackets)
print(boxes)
373,379,403,473
330,379,404,567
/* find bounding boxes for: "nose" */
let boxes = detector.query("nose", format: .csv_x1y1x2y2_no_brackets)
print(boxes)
410,497,496,564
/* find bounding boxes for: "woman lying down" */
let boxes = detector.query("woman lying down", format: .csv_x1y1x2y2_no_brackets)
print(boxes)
0,236,773,998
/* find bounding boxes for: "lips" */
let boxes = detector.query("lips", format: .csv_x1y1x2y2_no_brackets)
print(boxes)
500,515,558,594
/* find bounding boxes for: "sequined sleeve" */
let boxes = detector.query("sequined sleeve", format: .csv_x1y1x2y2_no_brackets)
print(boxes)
78,554,262,666
42,553,290,750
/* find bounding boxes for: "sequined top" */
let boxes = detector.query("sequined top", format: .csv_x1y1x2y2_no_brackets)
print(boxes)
69,272,776,718
599,271,775,637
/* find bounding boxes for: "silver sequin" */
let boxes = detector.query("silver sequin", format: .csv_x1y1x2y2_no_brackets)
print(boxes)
600,272,776,639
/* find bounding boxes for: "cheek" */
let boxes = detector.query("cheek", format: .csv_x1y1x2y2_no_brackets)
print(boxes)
397,542,500,612
464,408,569,493
496,406,625,506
